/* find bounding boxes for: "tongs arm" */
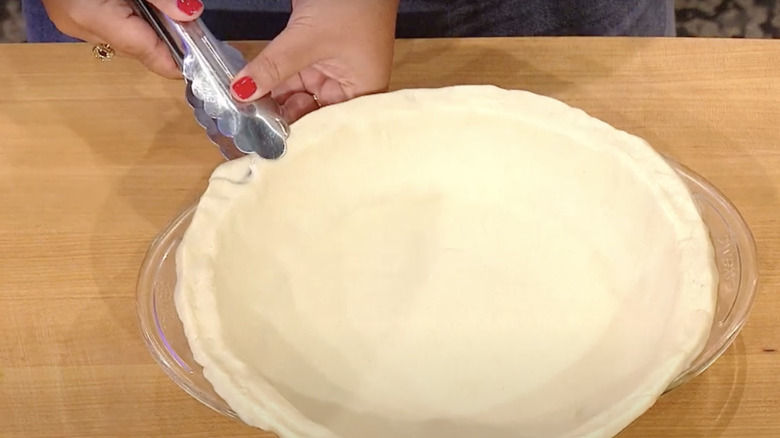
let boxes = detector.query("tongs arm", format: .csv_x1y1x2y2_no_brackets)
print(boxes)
129,0,289,160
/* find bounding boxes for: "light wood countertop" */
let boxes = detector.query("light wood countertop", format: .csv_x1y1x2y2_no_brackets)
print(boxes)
0,38,779,437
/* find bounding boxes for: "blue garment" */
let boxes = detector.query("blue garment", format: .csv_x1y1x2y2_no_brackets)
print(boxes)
22,0,675,43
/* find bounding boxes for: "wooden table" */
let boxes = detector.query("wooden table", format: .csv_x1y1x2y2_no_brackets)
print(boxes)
1,38,779,437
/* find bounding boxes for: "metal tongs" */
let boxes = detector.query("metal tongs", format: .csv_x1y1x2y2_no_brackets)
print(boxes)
131,0,289,160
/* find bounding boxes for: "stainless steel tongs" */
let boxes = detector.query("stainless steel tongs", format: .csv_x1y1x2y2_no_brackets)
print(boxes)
131,0,289,160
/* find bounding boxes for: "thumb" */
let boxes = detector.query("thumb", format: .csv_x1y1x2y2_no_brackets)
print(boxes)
230,24,321,102
147,0,205,21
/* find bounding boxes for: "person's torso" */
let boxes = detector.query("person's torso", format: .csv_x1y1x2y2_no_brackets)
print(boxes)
23,0,674,43
203,0,674,38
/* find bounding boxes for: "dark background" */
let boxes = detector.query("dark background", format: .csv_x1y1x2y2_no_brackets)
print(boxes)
2,0,780,42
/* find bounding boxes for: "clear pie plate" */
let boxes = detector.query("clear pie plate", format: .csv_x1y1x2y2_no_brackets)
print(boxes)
135,159,759,419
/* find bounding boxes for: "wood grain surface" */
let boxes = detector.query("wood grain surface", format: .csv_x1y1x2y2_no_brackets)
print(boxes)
1,38,779,437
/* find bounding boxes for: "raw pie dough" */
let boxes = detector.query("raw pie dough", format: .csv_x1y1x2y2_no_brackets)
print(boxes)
175,85,718,438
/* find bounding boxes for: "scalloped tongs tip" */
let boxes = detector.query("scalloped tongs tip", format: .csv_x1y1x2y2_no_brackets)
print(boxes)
131,0,289,160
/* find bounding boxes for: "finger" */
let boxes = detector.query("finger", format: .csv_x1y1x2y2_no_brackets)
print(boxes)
312,78,350,106
230,23,323,102
271,69,336,105
270,74,305,104
147,0,204,21
280,92,320,123
88,35,179,79
86,1,181,78
88,37,176,78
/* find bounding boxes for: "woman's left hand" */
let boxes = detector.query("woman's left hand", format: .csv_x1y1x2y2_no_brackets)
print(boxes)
229,0,400,122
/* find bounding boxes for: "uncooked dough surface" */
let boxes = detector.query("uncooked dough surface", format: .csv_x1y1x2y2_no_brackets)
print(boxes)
175,85,717,438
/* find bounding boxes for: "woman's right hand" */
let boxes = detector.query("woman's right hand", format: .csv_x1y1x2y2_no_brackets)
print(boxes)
40,0,205,78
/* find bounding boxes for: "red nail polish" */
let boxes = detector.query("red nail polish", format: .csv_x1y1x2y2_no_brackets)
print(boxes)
177,0,203,16
232,76,258,100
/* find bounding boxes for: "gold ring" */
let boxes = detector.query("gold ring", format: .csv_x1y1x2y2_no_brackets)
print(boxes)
311,93,322,108
92,43,115,61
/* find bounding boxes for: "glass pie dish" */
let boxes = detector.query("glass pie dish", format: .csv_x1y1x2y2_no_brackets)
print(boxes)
135,159,759,419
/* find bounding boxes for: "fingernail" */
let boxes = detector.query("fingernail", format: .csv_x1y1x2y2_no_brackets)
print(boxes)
232,76,258,100
177,0,203,16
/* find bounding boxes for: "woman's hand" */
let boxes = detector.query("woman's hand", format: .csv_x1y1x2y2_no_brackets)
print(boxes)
41,0,399,121
40,0,204,78
230,0,400,122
